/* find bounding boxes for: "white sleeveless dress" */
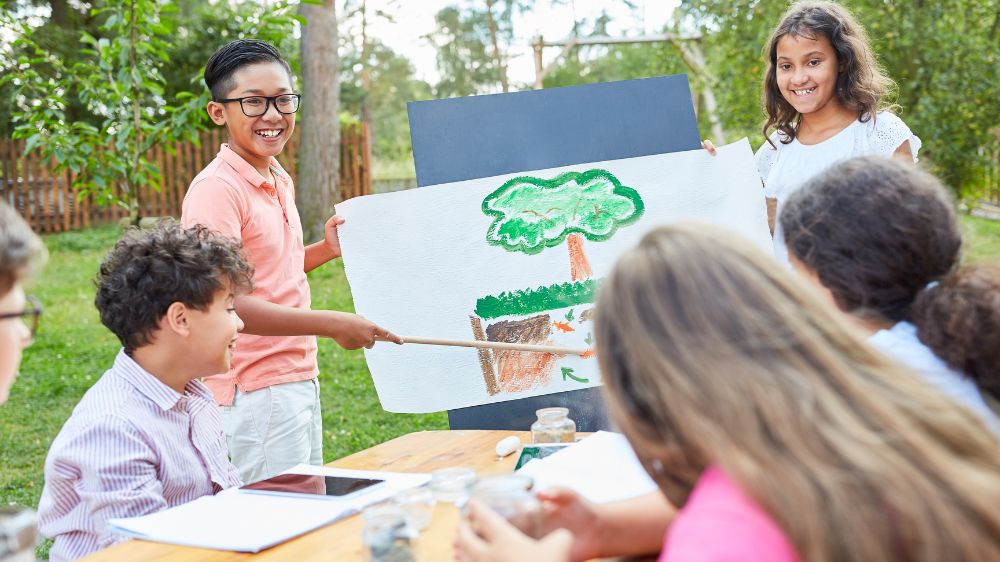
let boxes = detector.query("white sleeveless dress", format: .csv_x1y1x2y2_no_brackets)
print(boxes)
755,111,921,264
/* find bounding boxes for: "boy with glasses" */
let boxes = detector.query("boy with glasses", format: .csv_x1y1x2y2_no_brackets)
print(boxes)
38,224,248,561
181,39,401,485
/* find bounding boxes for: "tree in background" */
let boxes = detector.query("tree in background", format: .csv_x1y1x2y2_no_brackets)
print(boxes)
2,0,205,224
427,5,505,97
340,40,432,162
0,1,99,138
1,0,320,224
428,0,596,97
482,0,530,93
340,0,393,131
1,0,305,136
298,0,340,240
340,0,432,164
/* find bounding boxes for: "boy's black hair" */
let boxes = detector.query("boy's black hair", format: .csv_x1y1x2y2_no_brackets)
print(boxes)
204,39,291,101
95,222,254,354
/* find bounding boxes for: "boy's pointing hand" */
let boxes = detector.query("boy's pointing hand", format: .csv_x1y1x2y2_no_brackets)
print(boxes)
325,311,402,349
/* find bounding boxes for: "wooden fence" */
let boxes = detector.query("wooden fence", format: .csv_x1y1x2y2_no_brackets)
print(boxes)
0,123,371,234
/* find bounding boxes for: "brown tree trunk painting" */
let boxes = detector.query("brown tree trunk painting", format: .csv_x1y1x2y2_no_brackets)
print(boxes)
567,232,593,281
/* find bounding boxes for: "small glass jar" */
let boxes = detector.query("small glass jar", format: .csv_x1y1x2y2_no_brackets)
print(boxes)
465,474,543,538
0,507,38,562
361,504,418,562
392,486,437,530
428,466,476,503
531,407,576,444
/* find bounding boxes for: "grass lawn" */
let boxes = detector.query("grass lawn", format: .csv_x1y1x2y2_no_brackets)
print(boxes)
962,215,1000,263
0,214,997,555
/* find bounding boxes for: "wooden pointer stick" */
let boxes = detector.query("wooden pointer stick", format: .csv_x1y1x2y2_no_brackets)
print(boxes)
376,335,591,357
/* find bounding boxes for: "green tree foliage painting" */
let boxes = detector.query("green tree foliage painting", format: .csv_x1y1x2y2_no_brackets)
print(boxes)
482,169,644,281
474,169,636,393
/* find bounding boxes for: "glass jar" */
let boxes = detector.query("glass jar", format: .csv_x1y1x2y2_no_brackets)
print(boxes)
361,504,418,562
428,466,476,503
465,474,543,538
392,486,437,530
0,507,37,562
531,407,576,444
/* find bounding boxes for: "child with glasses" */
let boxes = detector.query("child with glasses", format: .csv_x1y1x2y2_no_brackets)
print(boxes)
0,201,45,561
0,200,44,406
38,224,250,561
181,39,401,485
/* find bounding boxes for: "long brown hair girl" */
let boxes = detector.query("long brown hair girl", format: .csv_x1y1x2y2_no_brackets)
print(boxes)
596,224,1000,562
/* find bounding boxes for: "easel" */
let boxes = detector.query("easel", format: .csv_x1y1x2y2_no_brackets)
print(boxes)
407,75,702,431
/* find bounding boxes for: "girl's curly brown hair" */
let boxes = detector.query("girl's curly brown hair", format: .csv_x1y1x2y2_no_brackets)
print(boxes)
913,264,1000,402
762,1,897,147
782,156,1000,405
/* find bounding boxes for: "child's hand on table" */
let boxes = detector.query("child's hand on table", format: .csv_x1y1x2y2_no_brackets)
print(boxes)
455,499,572,562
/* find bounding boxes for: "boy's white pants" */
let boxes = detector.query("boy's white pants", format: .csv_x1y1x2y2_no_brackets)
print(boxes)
219,378,323,484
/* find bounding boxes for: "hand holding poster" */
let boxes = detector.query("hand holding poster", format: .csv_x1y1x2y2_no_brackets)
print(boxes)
337,139,770,413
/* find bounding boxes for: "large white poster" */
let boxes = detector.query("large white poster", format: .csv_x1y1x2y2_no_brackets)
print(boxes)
336,139,770,413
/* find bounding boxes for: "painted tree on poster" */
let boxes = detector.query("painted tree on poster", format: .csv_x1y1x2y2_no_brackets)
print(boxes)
482,169,645,281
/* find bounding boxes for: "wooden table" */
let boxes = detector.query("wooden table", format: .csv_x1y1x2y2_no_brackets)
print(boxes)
82,430,529,561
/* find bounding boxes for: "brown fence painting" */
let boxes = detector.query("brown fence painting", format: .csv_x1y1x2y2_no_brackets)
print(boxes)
0,123,371,234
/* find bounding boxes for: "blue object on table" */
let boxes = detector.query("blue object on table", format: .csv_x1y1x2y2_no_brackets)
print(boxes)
407,75,701,431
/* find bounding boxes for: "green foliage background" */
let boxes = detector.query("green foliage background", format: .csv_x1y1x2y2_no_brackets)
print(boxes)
3,0,997,196
679,0,1000,198
427,0,1000,197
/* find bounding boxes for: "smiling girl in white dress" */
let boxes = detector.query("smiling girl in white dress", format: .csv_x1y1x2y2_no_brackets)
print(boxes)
705,1,921,263
759,1,922,264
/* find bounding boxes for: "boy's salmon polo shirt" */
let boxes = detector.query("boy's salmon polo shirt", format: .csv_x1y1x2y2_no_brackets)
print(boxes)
181,144,318,406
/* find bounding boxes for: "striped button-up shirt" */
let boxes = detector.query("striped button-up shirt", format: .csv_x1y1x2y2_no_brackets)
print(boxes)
38,350,242,561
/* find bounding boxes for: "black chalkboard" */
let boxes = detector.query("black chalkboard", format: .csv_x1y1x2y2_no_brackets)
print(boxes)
407,75,701,432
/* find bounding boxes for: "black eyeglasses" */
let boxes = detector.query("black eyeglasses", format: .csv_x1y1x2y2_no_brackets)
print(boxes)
214,94,301,117
0,295,42,339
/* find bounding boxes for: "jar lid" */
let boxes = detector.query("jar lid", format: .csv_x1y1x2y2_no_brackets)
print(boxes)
429,467,477,502
469,474,534,497
535,407,569,419
362,504,408,524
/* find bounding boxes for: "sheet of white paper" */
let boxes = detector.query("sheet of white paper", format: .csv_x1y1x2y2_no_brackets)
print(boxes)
338,139,770,412
107,494,350,553
108,467,430,552
516,431,659,504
